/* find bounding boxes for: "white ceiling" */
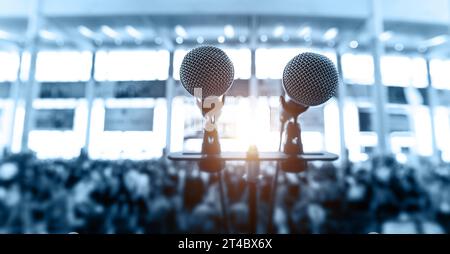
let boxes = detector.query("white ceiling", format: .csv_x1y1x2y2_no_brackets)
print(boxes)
0,0,449,25
0,0,449,56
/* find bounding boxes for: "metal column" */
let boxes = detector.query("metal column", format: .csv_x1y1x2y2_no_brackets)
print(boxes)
7,49,23,152
21,0,42,152
165,50,175,154
335,51,348,166
370,0,390,156
249,16,258,104
425,58,440,163
83,50,96,155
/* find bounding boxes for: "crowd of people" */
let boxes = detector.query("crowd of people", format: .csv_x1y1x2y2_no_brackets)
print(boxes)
0,151,449,234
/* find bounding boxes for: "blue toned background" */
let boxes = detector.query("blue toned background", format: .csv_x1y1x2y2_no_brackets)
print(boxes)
0,0,449,234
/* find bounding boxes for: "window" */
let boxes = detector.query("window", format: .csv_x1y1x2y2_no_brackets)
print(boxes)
410,57,428,88
173,49,187,80
0,51,20,81
389,113,410,132
20,51,31,81
381,56,427,87
430,59,450,89
36,51,92,82
341,53,374,85
223,48,251,79
34,109,75,130
95,50,169,81
387,87,408,104
358,110,373,132
256,48,303,79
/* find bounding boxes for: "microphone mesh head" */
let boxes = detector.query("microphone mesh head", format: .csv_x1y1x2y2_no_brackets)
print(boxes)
282,52,339,106
180,45,234,99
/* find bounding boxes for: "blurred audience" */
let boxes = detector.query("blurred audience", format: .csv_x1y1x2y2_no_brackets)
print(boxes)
0,152,448,234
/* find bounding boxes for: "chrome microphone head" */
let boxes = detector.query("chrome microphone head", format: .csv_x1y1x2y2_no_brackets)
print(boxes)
282,52,339,106
180,45,234,99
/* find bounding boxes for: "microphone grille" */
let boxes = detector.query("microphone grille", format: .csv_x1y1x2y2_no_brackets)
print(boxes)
180,45,234,99
282,52,339,106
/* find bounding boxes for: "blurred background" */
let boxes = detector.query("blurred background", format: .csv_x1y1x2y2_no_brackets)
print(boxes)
0,0,449,234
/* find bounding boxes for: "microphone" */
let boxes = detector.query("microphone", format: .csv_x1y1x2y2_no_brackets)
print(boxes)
280,52,339,123
179,45,235,172
279,52,339,172
180,45,234,131
180,45,234,100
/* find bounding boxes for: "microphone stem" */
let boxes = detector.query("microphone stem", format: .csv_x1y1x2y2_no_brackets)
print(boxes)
267,124,284,233
218,171,230,233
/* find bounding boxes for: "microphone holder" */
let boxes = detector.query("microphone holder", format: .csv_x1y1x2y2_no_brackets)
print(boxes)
279,119,307,173
278,96,308,173
199,128,223,173
198,95,225,172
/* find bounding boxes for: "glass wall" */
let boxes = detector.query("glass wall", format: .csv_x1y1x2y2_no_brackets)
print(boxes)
95,50,169,81
0,46,449,162
90,49,170,159
28,51,93,158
